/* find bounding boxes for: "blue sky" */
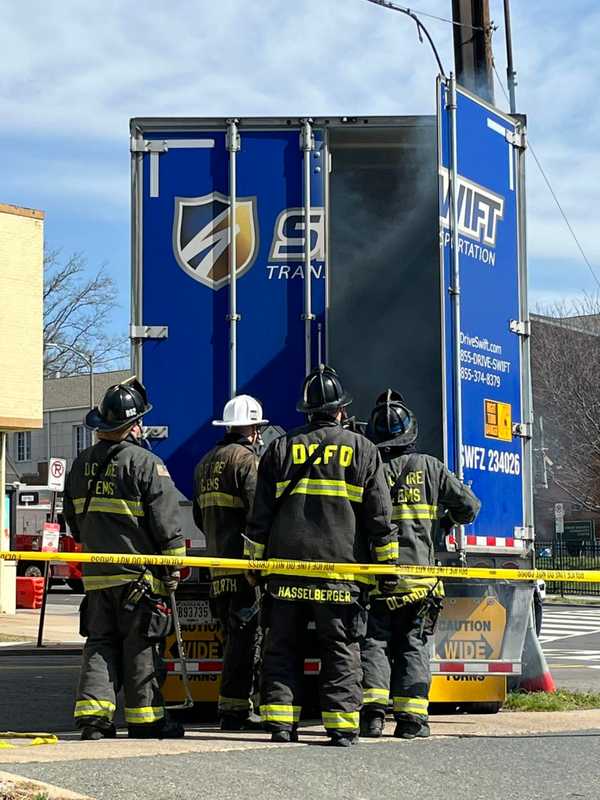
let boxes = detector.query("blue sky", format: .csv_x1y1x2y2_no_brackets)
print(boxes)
1,0,599,339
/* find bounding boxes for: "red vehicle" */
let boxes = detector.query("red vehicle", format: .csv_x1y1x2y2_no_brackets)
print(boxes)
16,487,83,592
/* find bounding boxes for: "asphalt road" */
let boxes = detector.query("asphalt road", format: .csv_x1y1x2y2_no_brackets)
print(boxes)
540,605,600,691
4,733,600,800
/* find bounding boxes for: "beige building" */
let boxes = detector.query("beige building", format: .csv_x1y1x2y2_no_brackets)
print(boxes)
0,202,44,613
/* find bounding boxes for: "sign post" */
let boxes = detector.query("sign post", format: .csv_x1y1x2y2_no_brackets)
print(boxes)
554,503,565,597
37,458,67,647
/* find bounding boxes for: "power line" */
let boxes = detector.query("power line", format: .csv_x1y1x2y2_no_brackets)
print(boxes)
362,0,486,31
362,0,446,75
492,65,600,291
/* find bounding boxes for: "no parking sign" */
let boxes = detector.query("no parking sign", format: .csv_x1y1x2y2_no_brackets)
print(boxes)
48,457,67,492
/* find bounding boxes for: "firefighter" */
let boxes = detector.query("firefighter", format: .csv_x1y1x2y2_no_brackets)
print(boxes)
192,394,267,731
245,365,398,747
63,378,186,741
360,390,481,739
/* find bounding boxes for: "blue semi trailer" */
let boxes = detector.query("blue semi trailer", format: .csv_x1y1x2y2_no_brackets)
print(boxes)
130,78,534,708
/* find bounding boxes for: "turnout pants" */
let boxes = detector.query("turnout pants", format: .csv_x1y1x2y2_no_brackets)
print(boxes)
260,598,366,735
361,599,431,724
74,585,166,730
211,584,260,720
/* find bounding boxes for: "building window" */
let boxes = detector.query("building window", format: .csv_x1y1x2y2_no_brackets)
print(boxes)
15,431,32,462
74,425,91,456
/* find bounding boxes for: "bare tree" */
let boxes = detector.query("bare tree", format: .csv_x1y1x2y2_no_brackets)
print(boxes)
43,250,128,376
532,296,600,511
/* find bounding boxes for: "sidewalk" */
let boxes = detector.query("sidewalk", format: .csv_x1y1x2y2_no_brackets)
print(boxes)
0,604,83,648
1,710,600,766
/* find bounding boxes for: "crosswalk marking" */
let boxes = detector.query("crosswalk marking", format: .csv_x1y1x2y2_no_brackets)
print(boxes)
540,607,600,643
544,649,600,669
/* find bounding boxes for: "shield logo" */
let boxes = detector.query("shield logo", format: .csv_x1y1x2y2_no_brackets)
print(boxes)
172,192,258,290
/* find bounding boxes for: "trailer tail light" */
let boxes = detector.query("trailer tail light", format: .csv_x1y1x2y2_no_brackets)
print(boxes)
179,540,192,582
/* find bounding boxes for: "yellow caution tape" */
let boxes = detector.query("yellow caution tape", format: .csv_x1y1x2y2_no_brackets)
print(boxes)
1,550,600,584
0,732,58,748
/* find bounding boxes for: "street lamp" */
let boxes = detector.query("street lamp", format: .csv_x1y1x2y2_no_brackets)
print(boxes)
45,342,94,410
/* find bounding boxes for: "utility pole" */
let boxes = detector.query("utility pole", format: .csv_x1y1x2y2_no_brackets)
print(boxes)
451,0,495,104
503,0,517,113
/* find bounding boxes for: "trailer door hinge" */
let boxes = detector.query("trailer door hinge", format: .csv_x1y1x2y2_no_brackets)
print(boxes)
226,119,240,152
512,421,532,439
514,526,535,541
506,129,527,149
509,319,531,337
300,119,315,152
142,426,168,440
130,325,169,340
130,138,168,154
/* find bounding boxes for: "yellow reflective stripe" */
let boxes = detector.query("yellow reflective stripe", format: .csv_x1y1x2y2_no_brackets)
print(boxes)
374,541,399,562
198,492,244,509
74,699,116,719
124,706,165,724
393,696,429,716
395,577,444,593
321,711,359,730
392,503,438,521
82,573,167,595
162,546,186,557
243,538,265,559
363,688,390,704
262,568,374,585
73,497,144,517
218,696,251,711
275,479,364,503
260,704,301,723
210,567,240,577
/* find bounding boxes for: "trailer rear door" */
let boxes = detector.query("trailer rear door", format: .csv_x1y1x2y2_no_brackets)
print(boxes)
131,122,326,497
438,80,532,557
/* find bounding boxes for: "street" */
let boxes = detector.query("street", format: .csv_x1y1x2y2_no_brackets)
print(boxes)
541,605,600,691
2,728,600,800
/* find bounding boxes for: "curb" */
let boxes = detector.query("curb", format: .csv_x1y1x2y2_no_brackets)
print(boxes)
0,646,82,657
0,769,94,800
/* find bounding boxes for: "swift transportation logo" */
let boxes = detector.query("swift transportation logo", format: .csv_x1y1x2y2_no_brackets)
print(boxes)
172,192,258,290
439,167,504,265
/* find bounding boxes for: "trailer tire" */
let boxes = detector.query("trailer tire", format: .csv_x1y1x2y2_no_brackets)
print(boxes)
23,564,43,579
67,579,84,593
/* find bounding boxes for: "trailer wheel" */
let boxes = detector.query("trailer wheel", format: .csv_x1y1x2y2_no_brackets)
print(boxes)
460,702,502,714
23,564,43,579
67,579,84,593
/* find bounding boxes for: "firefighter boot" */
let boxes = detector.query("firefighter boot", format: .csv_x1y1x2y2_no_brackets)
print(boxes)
80,723,117,741
221,712,264,732
270,725,299,743
128,716,185,739
329,732,359,747
393,714,430,740
360,714,384,738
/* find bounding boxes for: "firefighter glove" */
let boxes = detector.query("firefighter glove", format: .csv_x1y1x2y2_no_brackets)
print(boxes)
378,574,400,595
164,569,181,594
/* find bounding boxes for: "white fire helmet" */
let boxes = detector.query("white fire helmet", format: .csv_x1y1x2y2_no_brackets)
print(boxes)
212,395,269,428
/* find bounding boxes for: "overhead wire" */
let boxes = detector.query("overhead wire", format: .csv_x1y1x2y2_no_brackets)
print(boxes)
492,64,600,291
362,0,447,76
362,0,485,30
